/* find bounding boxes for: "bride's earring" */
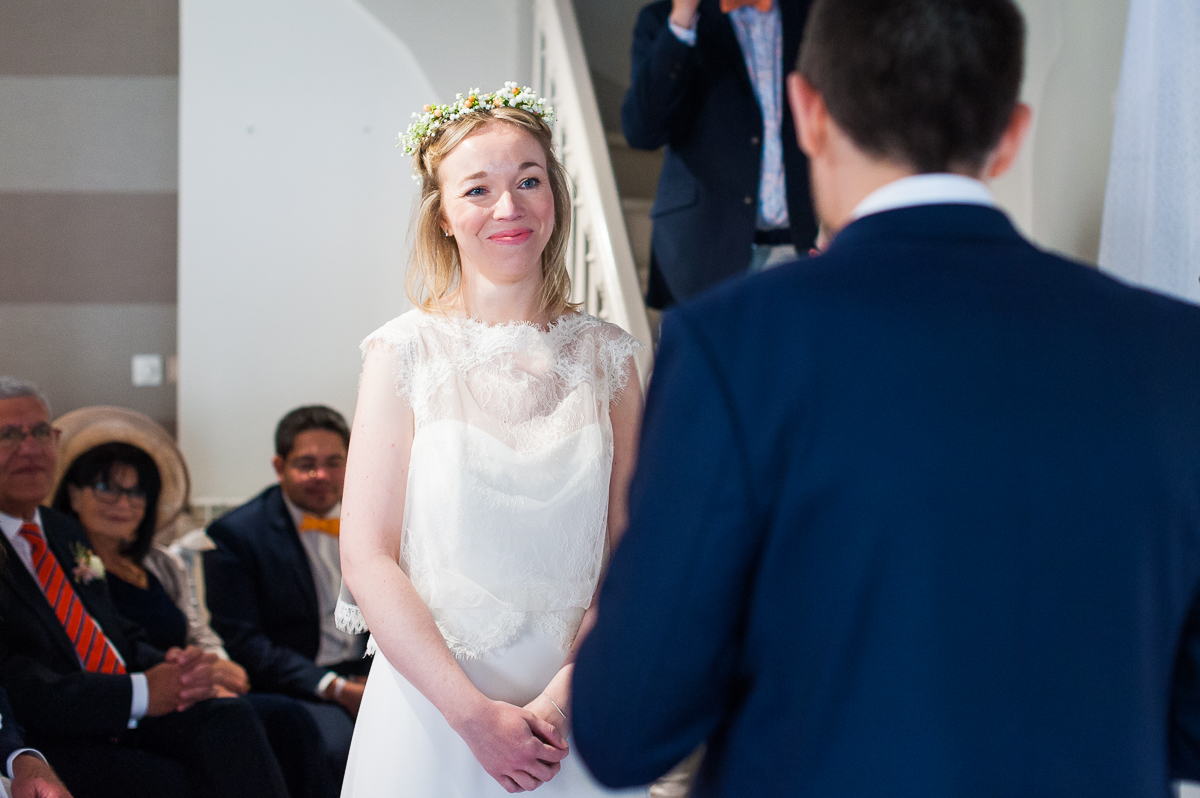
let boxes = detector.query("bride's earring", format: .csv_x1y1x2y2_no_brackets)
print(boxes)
443,229,452,237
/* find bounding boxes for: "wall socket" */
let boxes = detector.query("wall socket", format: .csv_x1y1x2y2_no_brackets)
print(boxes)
131,354,164,387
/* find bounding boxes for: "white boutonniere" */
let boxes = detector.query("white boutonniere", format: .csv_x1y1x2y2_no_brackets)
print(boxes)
71,542,106,584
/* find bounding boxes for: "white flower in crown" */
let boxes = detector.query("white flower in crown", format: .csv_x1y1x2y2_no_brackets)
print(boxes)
399,82,555,156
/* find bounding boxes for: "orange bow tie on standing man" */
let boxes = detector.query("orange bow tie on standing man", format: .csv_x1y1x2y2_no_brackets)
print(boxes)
720,0,773,12
299,515,340,537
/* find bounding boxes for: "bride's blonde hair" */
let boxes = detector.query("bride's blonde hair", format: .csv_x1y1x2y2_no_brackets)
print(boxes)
407,107,577,318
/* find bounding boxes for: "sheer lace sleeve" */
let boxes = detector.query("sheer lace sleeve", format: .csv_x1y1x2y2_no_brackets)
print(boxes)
596,323,644,406
360,313,423,407
335,312,424,636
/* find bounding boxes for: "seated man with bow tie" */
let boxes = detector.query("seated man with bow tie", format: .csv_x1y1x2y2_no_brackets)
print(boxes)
205,406,369,796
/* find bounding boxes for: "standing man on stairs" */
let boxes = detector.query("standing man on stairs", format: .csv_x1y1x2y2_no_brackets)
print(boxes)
623,0,818,308
205,405,370,797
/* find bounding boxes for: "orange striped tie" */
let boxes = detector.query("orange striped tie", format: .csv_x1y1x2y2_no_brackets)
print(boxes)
18,524,126,675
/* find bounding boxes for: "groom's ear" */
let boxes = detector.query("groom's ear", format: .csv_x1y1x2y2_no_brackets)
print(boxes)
787,72,829,161
983,102,1032,180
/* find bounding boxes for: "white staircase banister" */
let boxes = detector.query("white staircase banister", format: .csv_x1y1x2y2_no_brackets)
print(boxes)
533,0,655,385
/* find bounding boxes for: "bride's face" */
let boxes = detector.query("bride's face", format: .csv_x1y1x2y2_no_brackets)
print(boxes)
438,123,555,293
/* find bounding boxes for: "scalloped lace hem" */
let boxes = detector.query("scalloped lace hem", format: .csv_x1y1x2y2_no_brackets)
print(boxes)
335,598,369,634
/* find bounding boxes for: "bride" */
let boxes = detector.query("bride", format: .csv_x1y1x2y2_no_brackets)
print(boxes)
336,85,648,796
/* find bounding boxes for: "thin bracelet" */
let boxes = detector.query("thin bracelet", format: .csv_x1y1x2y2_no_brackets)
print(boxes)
544,694,567,720
331,677,347,700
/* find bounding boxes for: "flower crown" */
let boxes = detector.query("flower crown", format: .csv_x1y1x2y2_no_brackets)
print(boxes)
400,82,555,155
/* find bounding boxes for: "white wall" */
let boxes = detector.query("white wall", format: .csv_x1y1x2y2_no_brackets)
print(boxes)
178,0,530,501
991,0,1129,264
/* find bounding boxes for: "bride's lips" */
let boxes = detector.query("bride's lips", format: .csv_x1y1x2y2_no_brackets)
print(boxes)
488,228,534,245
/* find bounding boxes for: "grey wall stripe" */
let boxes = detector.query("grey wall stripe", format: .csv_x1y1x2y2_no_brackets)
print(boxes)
0,0,178,76
0,77,179,193
0,302,177,431
0,193,177,303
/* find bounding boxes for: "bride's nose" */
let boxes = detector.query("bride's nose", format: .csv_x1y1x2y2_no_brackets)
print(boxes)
493,190,521,220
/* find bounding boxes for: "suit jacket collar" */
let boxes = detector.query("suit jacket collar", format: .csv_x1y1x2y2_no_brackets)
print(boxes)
700,0,807,120
831,203,1024,252
700,0,754,93
262,485,319,619
779,0,806,65
0,510,94,669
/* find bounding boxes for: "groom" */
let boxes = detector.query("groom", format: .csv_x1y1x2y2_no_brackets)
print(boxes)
573,0,1200,795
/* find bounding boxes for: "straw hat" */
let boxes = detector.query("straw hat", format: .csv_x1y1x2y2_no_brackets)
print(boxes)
47,406,191,537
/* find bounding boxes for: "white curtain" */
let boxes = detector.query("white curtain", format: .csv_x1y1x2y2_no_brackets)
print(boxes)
1098,0,1200,304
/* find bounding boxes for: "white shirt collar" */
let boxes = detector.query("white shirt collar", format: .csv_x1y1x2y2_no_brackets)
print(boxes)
850,173,995,222
0,507,42,545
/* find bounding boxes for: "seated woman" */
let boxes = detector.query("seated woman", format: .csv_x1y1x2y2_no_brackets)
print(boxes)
48,410,342,798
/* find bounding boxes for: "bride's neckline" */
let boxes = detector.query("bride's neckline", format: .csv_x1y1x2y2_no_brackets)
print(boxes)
416,308,583,334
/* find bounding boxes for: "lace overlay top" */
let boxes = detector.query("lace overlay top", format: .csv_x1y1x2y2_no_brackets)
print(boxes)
336,309,642,659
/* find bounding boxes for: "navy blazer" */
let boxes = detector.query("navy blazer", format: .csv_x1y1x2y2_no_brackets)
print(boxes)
622,0,817,305
574,204,1200,795
0,508,164,744
204,485,367,697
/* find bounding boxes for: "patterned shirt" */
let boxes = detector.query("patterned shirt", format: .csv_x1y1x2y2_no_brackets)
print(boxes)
729,4,789,229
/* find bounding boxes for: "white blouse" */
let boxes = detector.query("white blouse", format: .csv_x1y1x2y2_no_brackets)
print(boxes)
337,309,641,659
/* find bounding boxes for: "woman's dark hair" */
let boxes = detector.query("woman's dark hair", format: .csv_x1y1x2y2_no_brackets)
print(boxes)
51,442,162,564
797,0,1025,174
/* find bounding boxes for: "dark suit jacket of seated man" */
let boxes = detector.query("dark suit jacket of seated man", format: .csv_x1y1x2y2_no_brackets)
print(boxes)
574,1,1200,795
205,483,370,697
0,507,288,798
623,0,818,306
0,685,71,797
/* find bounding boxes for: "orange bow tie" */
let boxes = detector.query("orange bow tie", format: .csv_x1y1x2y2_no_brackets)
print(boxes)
299,515,340,537
720,0,772,12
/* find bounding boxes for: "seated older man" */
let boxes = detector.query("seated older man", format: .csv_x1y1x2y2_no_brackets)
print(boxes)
0,376,288,798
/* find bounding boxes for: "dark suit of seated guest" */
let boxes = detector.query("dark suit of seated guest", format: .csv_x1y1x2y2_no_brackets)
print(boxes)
205,406,370,793
50,423,342,798
0,377,289,798
1,687,72,798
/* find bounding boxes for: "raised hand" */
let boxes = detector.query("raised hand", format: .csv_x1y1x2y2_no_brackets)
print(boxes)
670,0,702,29
455,700,569,792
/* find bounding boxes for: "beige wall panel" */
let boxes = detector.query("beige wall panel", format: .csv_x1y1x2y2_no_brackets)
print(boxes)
0,302,177,431
0,77,179,193
0,192,177,303
991,0,1129,265
0,0,178,76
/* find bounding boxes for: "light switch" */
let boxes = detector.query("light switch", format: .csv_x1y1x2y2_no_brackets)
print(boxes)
132,354,164,387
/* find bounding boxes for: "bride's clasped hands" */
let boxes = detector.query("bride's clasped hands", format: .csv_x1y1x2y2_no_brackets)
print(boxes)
454,695,570,792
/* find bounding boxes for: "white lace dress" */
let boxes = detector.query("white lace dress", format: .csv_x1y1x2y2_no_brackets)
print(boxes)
338,308,648,798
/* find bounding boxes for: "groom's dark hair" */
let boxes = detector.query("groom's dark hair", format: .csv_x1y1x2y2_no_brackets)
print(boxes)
797,0,1025,174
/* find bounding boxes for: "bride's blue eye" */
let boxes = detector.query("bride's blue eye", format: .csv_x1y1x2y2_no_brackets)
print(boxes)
519,177,540,189
465,186,486,197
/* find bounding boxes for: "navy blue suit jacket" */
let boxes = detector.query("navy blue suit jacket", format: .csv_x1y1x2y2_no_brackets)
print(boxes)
622,0,817,305
574,204,1200,795
0,508,164,744
204,485,367,697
